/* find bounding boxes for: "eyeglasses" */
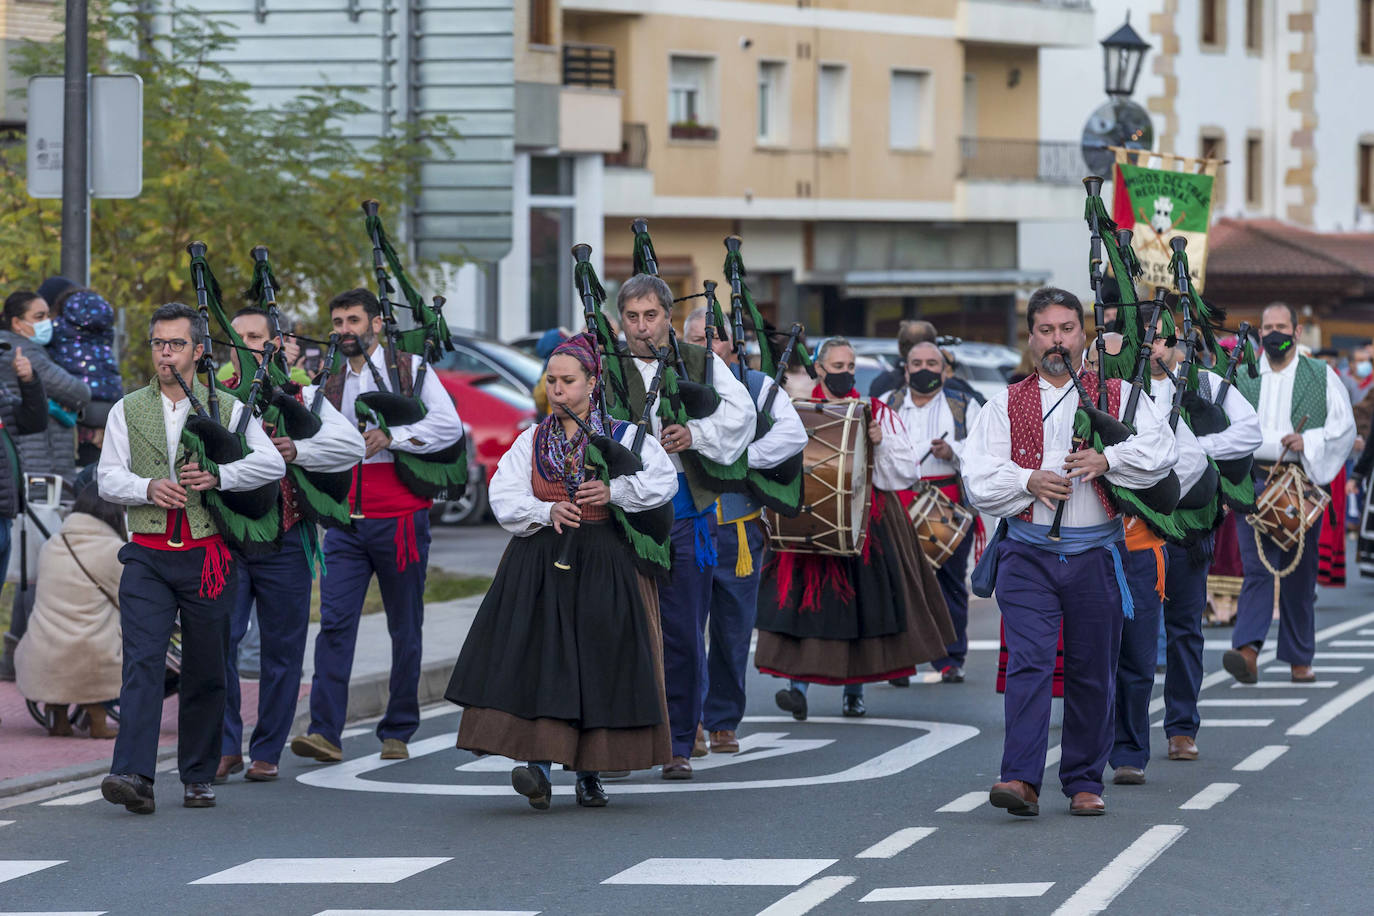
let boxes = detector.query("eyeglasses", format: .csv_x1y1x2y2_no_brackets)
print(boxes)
149,338,190,352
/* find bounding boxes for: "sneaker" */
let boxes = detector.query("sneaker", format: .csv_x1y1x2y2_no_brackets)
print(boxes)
380,739,409,760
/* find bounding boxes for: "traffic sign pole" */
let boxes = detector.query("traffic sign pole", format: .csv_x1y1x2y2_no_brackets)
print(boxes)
60,0,88,285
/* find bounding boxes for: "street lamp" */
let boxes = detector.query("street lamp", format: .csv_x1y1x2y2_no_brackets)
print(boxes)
1101,15,1151,98
1081,14,1154,176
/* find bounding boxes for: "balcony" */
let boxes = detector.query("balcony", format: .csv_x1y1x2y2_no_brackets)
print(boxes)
606,121,647,169
956,0,1095,48
956,137,1087,220
557,44,621,154
562,42,615,89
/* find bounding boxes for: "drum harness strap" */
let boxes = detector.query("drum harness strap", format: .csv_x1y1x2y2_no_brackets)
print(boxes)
1249,425,1312,583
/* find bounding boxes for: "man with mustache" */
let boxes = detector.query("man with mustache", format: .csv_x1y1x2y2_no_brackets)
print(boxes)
962,287,1176,817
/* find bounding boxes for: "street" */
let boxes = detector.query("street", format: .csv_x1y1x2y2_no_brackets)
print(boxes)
2,544,1372,916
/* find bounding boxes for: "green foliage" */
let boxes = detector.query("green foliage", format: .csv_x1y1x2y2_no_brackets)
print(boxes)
0,1,456,382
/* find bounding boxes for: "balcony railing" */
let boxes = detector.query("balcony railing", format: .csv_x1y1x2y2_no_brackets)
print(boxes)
958,137,1084,184
606,122,648,168
562,43,615,89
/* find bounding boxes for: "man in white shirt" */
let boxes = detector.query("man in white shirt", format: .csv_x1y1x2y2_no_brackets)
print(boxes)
1224,304,1355,684
962,287,1176,817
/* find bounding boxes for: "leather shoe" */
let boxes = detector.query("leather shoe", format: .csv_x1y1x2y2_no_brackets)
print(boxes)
290,732,343,762
709,730,740,753
842,693,865,717
1291,665,1317,683
1112,765,1146,785
245,761,279,781
1222,644,1259,684
183,782,216,808
1070,792,1106,815
380,739,409,760
775,687,808,721
101,773,155,815
661,756,693,780
940,666,966,684
988,779,1039,817
575,773,609,807
692,724,709,758
1167,735,1199,761
214,755,243,785
510,764,551,810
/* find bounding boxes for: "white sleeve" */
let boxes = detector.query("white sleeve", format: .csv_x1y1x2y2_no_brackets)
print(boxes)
949,397,982,465
290,389,367,473
1300,365,1357,486
1200,380,1263,460
960,389,1035,518
218,402,288,491
96,400,154,506
1103,387,1177,487
683,354,755,465
748,380,807,470
871,404,920,491
1172,418,1210,494
608,424,679,511
387,356,464,455
488,427,553,537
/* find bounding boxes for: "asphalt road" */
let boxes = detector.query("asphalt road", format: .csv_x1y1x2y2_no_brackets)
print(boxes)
428,521,511,577
3,567,1373,915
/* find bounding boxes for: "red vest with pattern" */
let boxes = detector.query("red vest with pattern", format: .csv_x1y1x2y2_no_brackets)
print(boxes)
1006,373,1120,523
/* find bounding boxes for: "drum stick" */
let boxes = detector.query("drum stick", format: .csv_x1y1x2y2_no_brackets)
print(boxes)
917,430,951,468
1269,414,1309,483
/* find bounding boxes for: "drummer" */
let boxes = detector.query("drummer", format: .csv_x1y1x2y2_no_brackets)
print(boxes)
877,340,981,684
755,337,954,719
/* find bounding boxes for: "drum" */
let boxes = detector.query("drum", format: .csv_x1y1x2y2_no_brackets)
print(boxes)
1248,463,1329,553
764,398,873,556
907,482,975,568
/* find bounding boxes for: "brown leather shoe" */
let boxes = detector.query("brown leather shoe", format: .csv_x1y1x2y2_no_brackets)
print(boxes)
244,761,279,782
83,704,118,739
1222,644,1259,684
988,780,1039,816
1291,665,1317,683
709,730,740,753
692,724,709,758
289,733,343,763
380,739,409,760
183,782,216,808
1167,735,1199,761
662,756,693,780
214,755,244,785
1112,765,1146,785
1070,792,1106,815
45,704,73,737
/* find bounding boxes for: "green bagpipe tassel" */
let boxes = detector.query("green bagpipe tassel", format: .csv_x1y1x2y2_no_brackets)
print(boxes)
577,258,633,422
299,522,327,580
632,226,659,278
585,439,673,579
1216,460,1258,512
659,368,748,492
1168,245,1230,370
722,248,778,380
1085,195,1142,385
746,452,805,516
178,423,283,556
1073,408,1186,542
353,400,469,500
264,388,354,529
364,213,452,355
189,253,290,401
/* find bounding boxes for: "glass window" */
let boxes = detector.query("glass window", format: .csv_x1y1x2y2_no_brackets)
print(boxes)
889,70,930,150
528,206,572,331
1359,142,1374,207
1246,136,1263,207
669,55,715,126
818,63,849,147
529,156,573,197
757,61,787,144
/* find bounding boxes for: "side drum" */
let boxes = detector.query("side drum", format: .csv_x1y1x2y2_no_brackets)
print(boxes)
1248,463,1329,553
764,398,873,556
906,482,974,568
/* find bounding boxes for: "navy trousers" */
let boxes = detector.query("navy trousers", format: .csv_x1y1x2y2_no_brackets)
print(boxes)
308,511,430,747
1162,541,1208,739
659,515,716,759
1234,493,1321,666
223,532,313,764
996,539,1124,798
111,543,238,784
702,518,763,733
1111,546,1166,770
932,531,975,671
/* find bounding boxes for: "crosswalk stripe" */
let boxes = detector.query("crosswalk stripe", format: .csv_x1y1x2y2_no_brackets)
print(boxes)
190,858,452,885
1329,640,1374,647
1287,675,1374,736
936,791,986,813
855,827,937,858
755,876,857,916
1264,665,1362,674
0,860,66,883
1233,745,1289,771
861,882,1054,902
1316,652,1374,659
312,911,540,915
1180,782,1240,810
1052,825,1187,915
1197,698,1306,707
1232,681,1336,689
602,859,837,886
1150,719,1273,728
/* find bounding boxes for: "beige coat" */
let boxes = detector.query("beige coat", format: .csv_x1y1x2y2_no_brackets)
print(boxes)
14,512,124,704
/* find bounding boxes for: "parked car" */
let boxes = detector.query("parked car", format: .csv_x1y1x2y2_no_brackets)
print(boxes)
432,370,537,524
433,334,544,393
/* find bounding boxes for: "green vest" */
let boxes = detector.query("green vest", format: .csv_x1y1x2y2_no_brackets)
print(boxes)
1233,354,1328,430
123,378,235,537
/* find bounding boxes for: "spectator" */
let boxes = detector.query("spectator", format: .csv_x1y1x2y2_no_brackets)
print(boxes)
48,287,124,468
13,483,126,738
0,342,49,680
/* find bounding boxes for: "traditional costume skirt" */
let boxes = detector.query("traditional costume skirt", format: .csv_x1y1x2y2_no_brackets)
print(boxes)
1208,509,1244,599
1317,466,1347,587
446,521,671,771
755,490,954,684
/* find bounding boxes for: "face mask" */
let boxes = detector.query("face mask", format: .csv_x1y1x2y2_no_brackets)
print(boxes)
908,368,943,395
29,319,53,346
1261,330,1294,361
1356,360,1373,379
822,371,855,397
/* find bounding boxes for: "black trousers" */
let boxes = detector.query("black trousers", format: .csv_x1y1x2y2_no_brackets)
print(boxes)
110,543,237,784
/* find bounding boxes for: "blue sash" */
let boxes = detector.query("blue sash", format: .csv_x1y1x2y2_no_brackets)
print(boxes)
672,473,718,570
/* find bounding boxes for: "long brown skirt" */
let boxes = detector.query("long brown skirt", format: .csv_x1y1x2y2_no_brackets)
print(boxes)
456,574,672,771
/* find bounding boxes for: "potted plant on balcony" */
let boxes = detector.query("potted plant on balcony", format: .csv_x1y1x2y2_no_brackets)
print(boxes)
670,119,717,141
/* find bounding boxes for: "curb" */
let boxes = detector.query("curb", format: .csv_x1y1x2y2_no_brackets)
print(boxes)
0,747,179,800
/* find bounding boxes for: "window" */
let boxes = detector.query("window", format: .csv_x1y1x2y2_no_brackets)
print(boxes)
1360,142,1374,207
1201,0,1223,47
529,0,552,46
1246,135,1263,208
1245,0,1262,51
529,156,573,196
1200,131,1226,207
1362,0,1374,56
757,61,788,144
669,55,717,140
818,63,850,147
889,70,931,151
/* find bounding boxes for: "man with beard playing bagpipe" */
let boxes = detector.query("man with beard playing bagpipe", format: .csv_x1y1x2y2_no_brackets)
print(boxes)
963,286,1177,817
97,302,285,813
681,303,807,755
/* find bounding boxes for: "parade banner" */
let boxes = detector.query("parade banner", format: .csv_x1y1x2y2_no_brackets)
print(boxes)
1111,152,1218,294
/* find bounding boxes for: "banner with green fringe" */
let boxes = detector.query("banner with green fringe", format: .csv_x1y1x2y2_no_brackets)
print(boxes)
1112,160,1216,294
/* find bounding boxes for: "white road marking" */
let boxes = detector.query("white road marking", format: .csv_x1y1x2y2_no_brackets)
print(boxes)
190,857,452,885
1286,675,1374,736
313,912,539,915
35,761,179,808
1196,698,1307,707
1357,629,1374,636
0,860,66,883
40,789,104,807
1051,825,1187,915
1231,681,1336,689
966,639,1000,651
339,727,371,740
1316,652,1374,659
1180,782,1241,810
690,733,836,772
936,791,987,813
1150,719,1273,728
455,755,520,773
755,876,856,915
602,858,836,886
1233,745,1289,771
1265,665,1362,674
861,883,1054,901
0,911,106,915
1329,640,1374,647
0,820,12,827
855,827,937,858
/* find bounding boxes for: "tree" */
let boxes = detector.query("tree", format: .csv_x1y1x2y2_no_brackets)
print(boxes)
0,1,455,382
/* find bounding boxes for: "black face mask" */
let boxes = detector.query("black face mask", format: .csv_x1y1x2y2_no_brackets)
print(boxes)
1261,330,1295,362
908,368,943,395
822,371,855,397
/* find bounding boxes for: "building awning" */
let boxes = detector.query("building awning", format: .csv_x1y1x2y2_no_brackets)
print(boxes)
825,268,1051,298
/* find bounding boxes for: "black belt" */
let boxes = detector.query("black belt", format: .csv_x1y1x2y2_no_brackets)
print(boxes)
921,475,960,490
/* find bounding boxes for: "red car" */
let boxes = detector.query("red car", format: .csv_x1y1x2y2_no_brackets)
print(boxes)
433,370,537,524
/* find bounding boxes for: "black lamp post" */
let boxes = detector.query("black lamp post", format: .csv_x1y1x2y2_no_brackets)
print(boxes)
1081,14,1154,176
1101,15,1151,98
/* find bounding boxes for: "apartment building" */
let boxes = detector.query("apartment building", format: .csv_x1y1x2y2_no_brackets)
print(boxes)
1,0,63,129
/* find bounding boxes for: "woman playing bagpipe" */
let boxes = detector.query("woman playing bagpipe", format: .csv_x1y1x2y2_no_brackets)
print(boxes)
96,302,286,814
445,333,677,810
756,336,954,721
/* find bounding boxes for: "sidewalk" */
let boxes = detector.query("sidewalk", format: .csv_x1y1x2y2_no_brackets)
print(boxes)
0,594,484,798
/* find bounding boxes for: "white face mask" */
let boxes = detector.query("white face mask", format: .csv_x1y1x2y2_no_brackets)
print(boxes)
1356,359,1373,379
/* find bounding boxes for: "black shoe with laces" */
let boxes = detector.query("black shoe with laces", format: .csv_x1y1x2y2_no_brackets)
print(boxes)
101,773,155,814
842,694,866,717
774,687,808,721
576,773,609,808
511,764,552,810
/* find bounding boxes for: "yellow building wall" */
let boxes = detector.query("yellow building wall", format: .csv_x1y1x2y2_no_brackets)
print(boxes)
962,43,1040,140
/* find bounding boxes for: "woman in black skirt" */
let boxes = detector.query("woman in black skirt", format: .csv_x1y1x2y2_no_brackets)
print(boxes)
445,333,677,809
